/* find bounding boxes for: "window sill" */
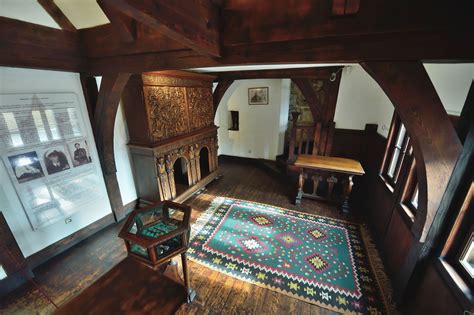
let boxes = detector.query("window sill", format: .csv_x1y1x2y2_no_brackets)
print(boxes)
400,203,415,223
435,258,473,309
378,174,395,194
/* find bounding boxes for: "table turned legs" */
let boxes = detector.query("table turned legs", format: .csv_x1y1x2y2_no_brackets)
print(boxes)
326,175,338,200
341,175,354,214
181,252,196,303
296,171,305,206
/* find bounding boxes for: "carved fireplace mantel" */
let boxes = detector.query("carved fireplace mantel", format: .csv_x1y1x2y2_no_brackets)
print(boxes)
122,71,219,204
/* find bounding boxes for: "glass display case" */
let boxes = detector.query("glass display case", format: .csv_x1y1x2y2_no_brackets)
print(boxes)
119,200,192,269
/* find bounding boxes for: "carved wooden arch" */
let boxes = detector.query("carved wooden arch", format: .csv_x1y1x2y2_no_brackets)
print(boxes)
212,74,343,125
93,73,131,220
212,78,326,120
213,79,235,114
361,62,462,243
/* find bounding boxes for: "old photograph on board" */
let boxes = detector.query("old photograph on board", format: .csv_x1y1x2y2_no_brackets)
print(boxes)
43,146,71,175
7,151,45,184
68,139,92,167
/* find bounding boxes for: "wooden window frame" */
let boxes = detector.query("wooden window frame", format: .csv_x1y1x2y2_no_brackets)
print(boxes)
400,157,418,222
441,181,474,290
381,113,411,189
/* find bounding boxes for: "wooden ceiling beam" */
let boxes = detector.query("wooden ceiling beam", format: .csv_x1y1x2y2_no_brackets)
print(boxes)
210,66,342,81
85,49,217,75
332,0,360,16
37,0,76,32
222,0,469,46
83,28,474,75
97,0,136,43
0,17,82,72
220,30,474,65
79,23,187,59
100,0,221,57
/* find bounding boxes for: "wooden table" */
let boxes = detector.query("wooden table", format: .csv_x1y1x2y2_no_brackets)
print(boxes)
294,154,365,213
55,257,188,315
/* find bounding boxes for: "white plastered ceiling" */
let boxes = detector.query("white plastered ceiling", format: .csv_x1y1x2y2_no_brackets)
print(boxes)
0,0,109,29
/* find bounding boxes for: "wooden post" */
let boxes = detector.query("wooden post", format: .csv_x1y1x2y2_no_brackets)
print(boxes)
94,73,131,220
341,175,354,214
288,111,300,163
295,169,305,206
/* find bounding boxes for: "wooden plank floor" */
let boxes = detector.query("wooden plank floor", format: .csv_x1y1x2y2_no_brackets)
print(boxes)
1,160,370,315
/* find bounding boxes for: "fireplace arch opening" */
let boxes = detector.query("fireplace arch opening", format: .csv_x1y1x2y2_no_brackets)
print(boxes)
199,147,210,178
173,157,189,196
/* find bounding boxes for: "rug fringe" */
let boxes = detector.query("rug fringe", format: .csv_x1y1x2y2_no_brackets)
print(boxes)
360,224,399,315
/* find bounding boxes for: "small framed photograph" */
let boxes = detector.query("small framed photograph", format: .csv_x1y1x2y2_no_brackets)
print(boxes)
248,87,269,105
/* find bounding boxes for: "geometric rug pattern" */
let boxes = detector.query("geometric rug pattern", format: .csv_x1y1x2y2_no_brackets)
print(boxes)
188,197,389,314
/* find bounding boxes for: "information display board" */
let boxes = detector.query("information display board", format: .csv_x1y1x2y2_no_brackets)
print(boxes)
0,93,104,230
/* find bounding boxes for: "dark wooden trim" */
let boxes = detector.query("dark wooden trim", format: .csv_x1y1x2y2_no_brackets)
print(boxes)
37,0,77,32
213,80,234,114
324,68,343,124
94,73,131,218
113,199,139,222
211,67,341,81
456,81,474,145
26,213,115,269
80,74,99,136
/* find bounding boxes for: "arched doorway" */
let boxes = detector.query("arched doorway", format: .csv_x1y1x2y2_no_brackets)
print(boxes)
199,147,210,178
173,157,189,196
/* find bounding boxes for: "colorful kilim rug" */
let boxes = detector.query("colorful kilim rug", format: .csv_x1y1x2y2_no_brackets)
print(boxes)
188,197,390,314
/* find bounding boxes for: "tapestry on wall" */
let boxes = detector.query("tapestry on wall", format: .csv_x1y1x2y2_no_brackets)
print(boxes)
188,197,392,314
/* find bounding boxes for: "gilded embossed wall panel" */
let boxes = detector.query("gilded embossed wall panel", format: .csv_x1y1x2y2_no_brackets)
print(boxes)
143,86,190,142
186,88,214,131
141,75,210,88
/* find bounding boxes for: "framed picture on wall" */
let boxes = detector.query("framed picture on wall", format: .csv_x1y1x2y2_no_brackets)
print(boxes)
248,87,269,105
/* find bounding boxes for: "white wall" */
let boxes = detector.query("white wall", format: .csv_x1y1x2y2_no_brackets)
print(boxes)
0,67,112,257
113,104,137,205
334,65,394,137
215,79,290,160
95,77,137,206
0,0,109,29
334,63,474,138
0,0,60,28
424,63,474,115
